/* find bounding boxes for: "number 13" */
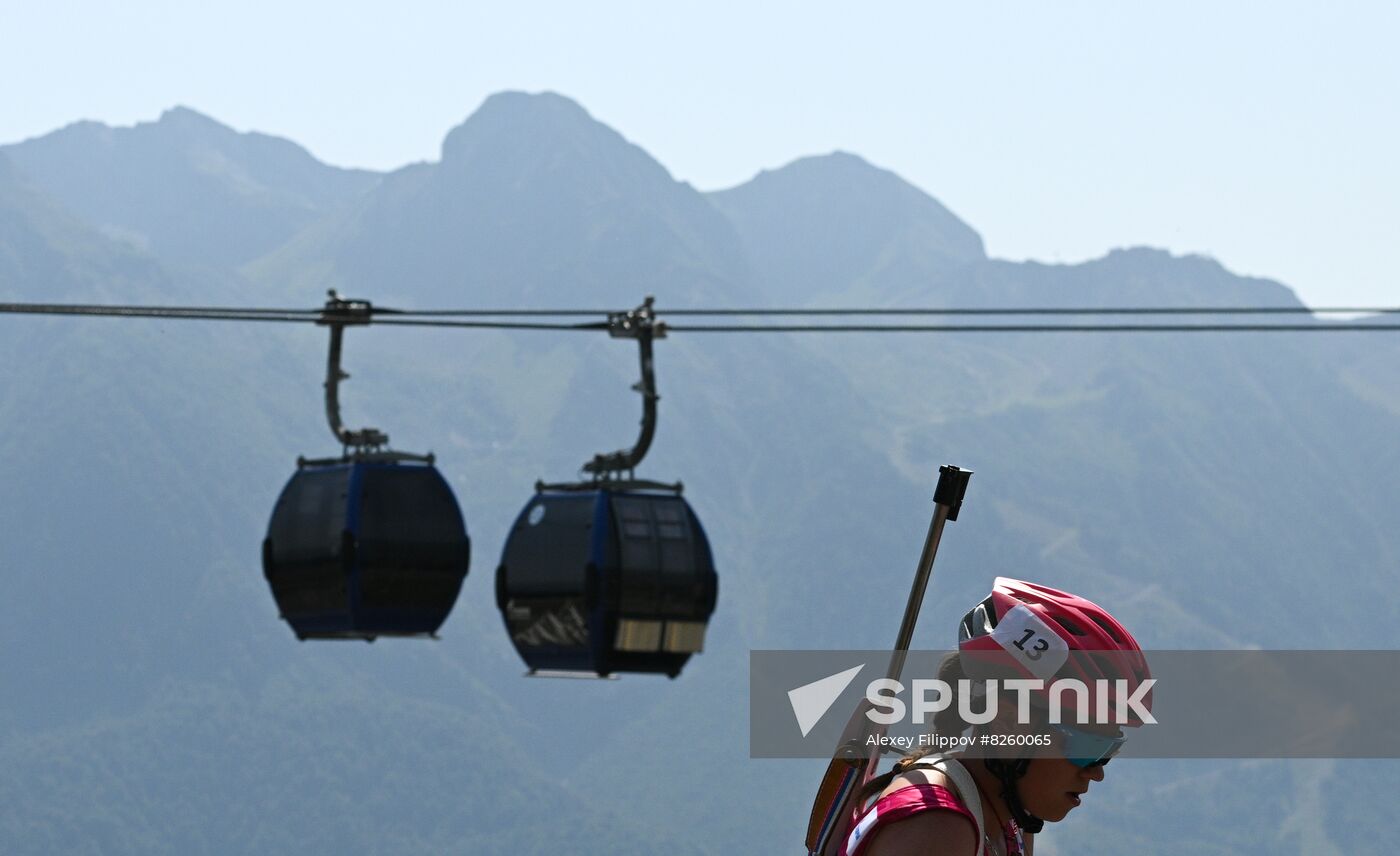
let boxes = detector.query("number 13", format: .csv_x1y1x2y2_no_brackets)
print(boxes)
1014,628,1049,660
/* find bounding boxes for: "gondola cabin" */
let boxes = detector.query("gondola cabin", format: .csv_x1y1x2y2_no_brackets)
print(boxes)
263,458,471,640
496,489,718,677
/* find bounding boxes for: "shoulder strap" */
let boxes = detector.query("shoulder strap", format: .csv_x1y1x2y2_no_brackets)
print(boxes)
907,756,986,856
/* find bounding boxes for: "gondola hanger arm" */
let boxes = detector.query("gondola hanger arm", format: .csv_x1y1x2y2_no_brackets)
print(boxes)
317,290,389,453
583,296,667,479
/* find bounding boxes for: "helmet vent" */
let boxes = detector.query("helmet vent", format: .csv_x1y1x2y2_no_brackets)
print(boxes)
978,596,998,629
1089,615,1125,644
1052,616,1087,636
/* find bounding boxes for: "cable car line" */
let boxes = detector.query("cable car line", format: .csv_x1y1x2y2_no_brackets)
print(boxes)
0,301,321,316
369,318,611,331
0,302,320,323
7,298,1400,329
3,297,1400,332
372,307,622,317
641,305,1400,317
0,301,607,330
8,299,1400,329
664,322,1400,333
406,305,1400,317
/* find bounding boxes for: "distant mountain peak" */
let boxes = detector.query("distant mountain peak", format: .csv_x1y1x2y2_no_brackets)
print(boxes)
733,149,963,209
440,90,641,169
255,90,749,307
155,105,230,133
158,105,214,122
765,149,874,173
477,89,593,121
431,89,698,222
708,151,986,302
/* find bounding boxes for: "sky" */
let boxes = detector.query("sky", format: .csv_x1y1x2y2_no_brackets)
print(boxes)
3,1,1397,309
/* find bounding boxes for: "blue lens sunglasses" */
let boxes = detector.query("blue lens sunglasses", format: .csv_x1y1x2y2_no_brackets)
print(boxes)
1047,722,1126,768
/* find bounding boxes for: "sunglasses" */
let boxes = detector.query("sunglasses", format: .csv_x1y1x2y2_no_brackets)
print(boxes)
1048,722,1126,768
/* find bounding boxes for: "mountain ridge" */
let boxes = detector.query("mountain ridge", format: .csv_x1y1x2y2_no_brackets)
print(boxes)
2,107,381,270
247,91,752,307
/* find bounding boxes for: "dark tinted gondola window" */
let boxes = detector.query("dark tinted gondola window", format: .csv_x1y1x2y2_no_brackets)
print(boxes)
356,465,469,614
655,502,687,540
358,466,466,545
612,496,664,615
655,500,695,579
613,497,657,570
268,467,351,561
503,495,596,595
657,499,702,617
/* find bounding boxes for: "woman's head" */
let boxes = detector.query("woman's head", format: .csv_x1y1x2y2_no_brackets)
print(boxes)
951,578,1150,831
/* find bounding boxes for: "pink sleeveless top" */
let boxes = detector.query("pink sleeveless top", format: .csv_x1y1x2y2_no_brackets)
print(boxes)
842,782,1026,856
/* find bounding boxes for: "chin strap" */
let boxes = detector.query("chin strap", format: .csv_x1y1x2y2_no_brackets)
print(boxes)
983,758,1045,835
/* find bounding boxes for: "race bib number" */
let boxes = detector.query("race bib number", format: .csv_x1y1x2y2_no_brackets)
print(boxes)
990,604,1069,680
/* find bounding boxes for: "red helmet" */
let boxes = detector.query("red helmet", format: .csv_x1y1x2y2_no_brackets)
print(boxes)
958,577,1152,726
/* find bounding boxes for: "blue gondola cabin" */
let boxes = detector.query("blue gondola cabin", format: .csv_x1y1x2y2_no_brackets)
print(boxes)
263,459,471,640
496,489,718,677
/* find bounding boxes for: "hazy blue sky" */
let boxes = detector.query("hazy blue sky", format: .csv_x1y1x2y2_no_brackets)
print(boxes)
4,1,1396,308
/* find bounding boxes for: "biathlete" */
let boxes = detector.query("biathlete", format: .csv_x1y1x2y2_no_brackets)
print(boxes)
845,578,1152,856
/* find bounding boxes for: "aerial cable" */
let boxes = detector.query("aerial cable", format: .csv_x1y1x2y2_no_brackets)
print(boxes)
386,305,1400,318
0,302,319,323
9,300,1400,320
371,307,621,317
664,322,1400,333
6,299,1400,332
0,301,321,317
369,318,610,331
655,306,1400,317
0,302,606,330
